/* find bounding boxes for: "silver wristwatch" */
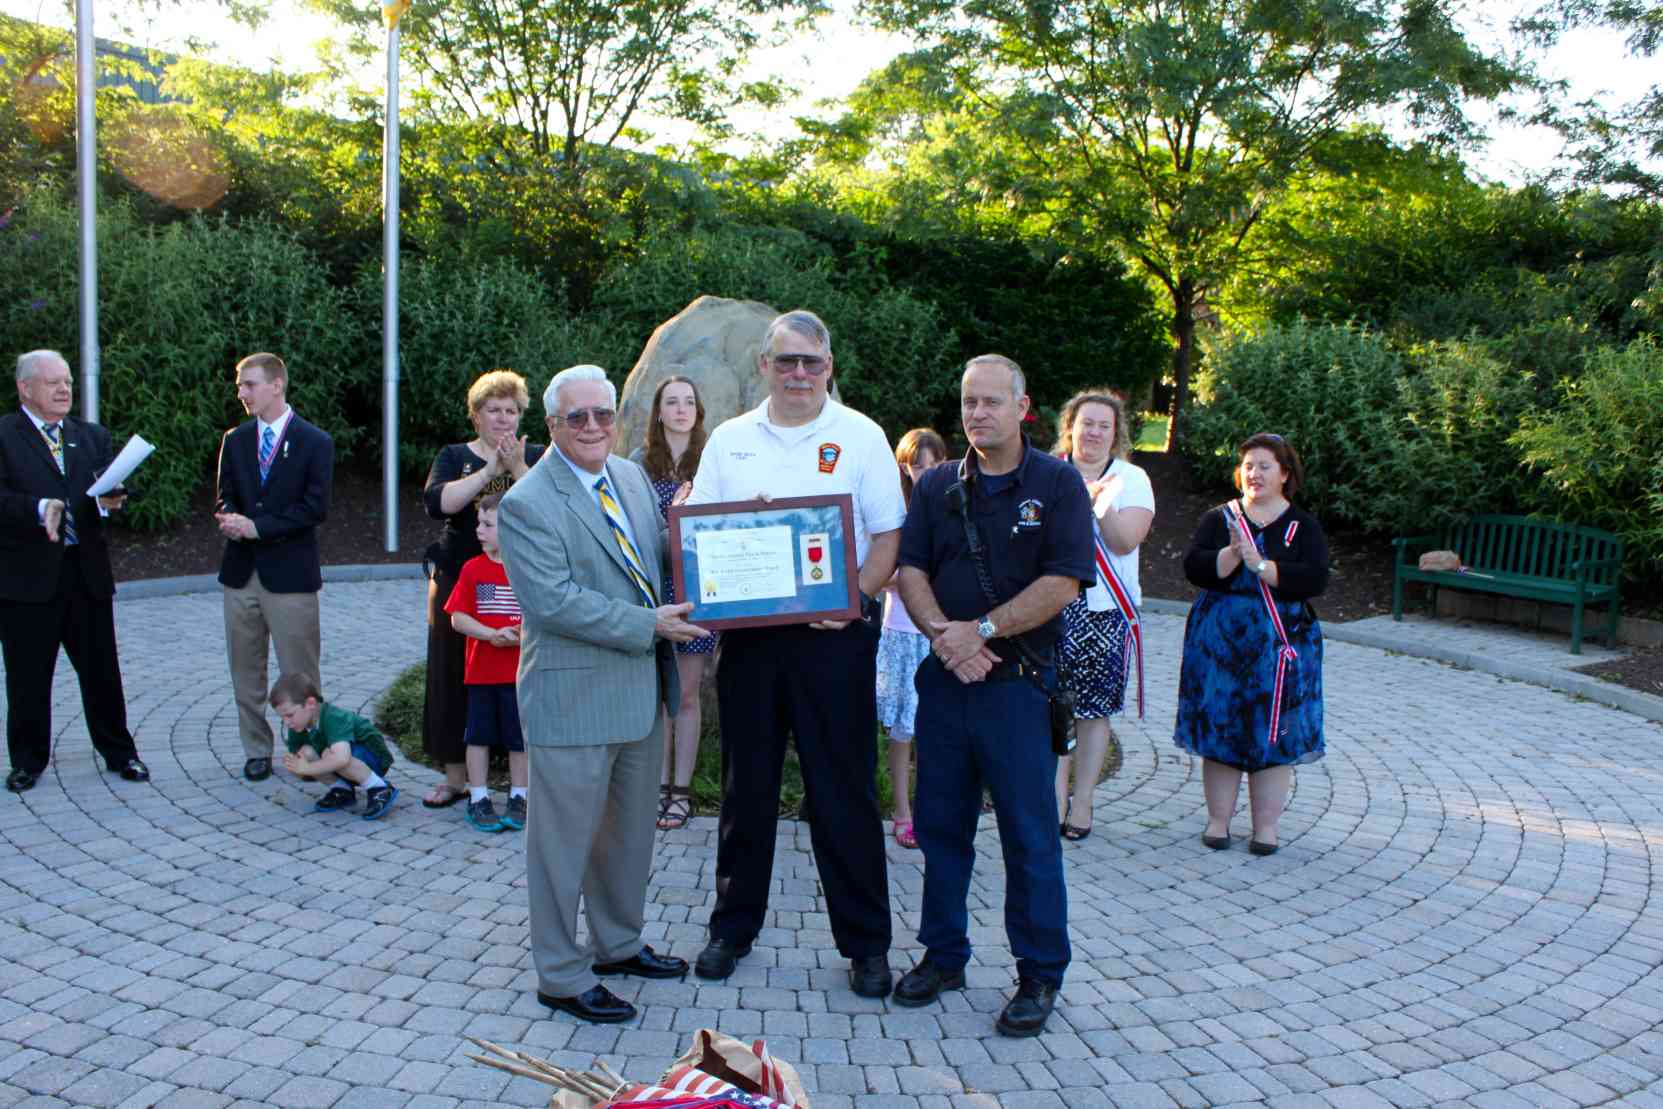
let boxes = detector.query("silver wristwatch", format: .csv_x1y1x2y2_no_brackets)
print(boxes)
1251,559,1268,575
976,616,998,639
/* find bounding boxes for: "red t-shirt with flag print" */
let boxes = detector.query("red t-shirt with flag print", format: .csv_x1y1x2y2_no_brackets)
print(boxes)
443,554,522,685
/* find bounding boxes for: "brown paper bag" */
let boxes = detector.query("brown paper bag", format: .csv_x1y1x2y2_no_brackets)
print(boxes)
660,1029,812,1108
1418,549,1462,572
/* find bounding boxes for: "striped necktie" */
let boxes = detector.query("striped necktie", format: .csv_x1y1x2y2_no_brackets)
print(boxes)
594,474,656,607
259,424,277,482
41,423,77,545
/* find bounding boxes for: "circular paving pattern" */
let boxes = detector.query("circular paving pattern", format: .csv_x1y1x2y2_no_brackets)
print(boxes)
1,578,1661,1108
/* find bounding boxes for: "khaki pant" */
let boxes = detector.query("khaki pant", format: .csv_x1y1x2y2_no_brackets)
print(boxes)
526,717,661,998
223,573,321,759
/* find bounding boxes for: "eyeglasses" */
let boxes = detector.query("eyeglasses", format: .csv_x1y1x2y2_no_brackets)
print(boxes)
560,406,615,429
769,354,830,376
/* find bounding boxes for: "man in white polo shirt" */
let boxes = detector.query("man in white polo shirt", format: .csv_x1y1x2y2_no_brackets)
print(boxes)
686,309,905,999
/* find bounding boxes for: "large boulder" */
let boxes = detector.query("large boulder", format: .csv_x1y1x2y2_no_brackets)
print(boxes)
615,295,838,454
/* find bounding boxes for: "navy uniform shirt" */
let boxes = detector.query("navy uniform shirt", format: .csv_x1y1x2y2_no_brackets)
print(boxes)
898,437,1095,663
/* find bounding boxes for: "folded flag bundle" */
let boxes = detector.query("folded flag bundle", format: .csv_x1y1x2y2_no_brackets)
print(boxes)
468,1028,811,1109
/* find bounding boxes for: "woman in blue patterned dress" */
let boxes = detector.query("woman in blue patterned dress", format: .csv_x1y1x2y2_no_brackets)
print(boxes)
1052,391,1155,842
874,427,945,849
1174,433,1328,856
631,376,715,830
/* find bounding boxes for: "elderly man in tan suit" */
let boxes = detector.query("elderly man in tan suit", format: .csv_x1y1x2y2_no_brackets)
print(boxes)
497,364,707,1023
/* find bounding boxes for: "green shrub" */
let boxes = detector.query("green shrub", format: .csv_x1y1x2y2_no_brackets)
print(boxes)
1186,321,1538,536
1512,338,1663,579
1186,320,1404,524
355,255,583,473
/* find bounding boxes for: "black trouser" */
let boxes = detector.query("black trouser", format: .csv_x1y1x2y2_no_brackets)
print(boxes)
0,548,137,774
422,565,469,766
709,621,891,958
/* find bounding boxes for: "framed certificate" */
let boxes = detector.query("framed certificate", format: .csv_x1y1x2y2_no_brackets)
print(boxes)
669,494,860,631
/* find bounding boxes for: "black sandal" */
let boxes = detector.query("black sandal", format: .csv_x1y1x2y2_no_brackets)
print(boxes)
1060,798,1091,841
657,786,692,831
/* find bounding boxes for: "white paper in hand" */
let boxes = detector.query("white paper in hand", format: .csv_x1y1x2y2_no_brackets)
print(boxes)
88,435,155,497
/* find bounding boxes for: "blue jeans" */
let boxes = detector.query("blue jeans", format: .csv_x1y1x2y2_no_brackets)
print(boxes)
912,657,1070,986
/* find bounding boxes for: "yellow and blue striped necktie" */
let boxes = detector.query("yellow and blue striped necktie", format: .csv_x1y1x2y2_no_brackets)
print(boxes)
594,474,656,608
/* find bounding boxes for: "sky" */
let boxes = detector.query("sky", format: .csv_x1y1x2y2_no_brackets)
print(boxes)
2,0,1655,189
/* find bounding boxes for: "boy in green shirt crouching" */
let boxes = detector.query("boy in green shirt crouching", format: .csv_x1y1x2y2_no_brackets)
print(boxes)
270,672,399,820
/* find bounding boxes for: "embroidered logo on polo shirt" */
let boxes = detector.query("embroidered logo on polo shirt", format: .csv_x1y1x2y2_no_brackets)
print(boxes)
1016,499,1043,528
817,443,841,474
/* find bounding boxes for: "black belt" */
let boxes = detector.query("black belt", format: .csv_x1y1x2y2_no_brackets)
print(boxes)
985,658,1047,683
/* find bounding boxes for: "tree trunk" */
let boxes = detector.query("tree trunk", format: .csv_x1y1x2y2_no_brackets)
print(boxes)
1162,277,1196,453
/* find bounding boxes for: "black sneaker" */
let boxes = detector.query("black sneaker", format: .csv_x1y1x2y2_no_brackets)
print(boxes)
314,785,356,812
361,785,398,821
466,796,505,832
502,794,526,831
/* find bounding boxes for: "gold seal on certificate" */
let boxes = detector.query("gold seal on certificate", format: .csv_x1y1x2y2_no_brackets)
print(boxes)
669,495,859,630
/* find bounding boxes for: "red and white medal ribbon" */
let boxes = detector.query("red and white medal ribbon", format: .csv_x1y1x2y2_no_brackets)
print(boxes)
1228,502,1296,747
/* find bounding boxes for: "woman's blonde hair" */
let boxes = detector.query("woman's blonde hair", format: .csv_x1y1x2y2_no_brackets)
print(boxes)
466,369,530,418
1053,389,1132,462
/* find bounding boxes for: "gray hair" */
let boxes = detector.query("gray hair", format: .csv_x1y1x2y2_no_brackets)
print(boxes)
544,364,616,414
964,353,1026,400
16,350,67,383
761,309,832,355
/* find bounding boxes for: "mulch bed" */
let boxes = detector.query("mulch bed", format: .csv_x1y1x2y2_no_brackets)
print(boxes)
107,453,1661,699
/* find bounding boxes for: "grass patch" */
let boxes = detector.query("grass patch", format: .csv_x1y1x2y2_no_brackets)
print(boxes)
376,662,901,818
1135,414,1168,452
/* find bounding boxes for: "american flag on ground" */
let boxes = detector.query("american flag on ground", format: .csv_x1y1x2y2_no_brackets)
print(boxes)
475,582,520,618
607,1036,801,1106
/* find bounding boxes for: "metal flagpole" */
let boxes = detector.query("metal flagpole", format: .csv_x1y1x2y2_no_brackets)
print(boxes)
75,0,99,421
381,0,410,552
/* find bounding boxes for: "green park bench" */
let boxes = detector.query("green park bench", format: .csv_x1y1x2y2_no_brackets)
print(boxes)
1392,514,1624,655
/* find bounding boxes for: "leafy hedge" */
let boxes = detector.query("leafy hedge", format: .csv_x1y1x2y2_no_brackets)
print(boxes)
1184,320,1660,587
1513,339,1663,571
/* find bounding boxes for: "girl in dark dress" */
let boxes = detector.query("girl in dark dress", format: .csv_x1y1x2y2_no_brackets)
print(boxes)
629,375,714,830
1173,433,1328,855
418,370,543,808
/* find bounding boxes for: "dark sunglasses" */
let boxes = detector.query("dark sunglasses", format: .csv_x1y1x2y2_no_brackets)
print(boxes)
560,406,616,430
769,354,830,375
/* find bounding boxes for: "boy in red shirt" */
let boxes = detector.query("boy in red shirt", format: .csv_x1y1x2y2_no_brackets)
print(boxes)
444,493,528,832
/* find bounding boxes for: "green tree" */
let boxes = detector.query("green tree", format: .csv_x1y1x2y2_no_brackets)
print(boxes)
1521,0,1663,198
307,0,814,185
859,0,1525,448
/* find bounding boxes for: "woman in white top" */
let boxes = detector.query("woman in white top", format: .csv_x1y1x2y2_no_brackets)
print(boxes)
1052,391,1155,840
874,427,946,850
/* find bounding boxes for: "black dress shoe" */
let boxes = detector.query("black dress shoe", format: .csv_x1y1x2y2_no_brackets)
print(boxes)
849,954,892,998
109,758,150,782
594,945,690,980
996,977,1058,1037
5,768,40,793
1248,839,1279,856
893,961,966,1008
536,984,637,1024
244,758,272,782
1201,832,1231,850
693,937,752,980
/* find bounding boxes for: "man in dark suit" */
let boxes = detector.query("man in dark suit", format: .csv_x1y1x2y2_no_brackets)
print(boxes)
0,350,149,793
214,352,333,782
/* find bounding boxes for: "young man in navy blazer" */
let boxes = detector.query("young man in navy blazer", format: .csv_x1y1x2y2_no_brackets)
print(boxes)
215,352,334,782
0,350,148,793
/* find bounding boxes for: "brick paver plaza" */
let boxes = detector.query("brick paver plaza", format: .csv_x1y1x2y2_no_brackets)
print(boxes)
3,577,1662,1108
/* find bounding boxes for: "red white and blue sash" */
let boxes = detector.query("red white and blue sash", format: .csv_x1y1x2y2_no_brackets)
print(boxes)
1090,530,1145,718
1227,501,1296,747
